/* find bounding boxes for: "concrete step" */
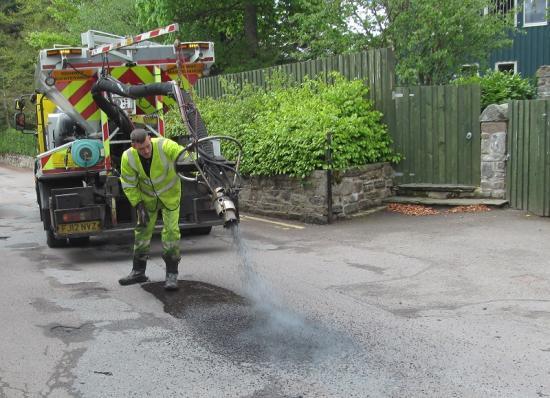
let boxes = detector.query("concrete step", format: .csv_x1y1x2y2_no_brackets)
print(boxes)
397,183,477,192
383,196,508,207
395,183,479,199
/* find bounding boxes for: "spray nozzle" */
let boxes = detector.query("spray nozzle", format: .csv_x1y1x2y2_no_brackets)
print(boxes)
213,187,238,227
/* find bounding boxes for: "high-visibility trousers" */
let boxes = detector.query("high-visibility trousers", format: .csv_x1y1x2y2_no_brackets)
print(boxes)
133,203,181,259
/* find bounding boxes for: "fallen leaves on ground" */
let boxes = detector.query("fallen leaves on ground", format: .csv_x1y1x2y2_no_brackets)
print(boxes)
387,203,440,216
387,203,492,216
446,204,491,213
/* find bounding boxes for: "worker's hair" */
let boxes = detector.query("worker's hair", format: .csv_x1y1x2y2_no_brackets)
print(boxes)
130,129,149,144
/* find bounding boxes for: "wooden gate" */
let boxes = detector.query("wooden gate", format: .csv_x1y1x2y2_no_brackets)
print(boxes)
507,99,550,216
392,85,481,185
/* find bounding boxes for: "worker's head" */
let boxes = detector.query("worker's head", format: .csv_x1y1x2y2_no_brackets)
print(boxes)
130,129,152,159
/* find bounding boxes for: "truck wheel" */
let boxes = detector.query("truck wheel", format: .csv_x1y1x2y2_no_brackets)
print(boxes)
68,237,90,246
46,230,67,248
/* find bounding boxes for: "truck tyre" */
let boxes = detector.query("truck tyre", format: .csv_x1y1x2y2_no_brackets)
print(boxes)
46,229,67,248
68,237,90,246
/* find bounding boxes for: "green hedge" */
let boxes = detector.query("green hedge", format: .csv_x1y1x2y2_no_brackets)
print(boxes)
0,128,37,157
452,70,536,110
167,73,400,178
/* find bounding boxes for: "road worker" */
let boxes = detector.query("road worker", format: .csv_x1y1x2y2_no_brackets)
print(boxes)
118,128,184,290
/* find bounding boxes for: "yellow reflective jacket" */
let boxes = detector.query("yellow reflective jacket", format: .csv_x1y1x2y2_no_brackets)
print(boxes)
120,137,184,210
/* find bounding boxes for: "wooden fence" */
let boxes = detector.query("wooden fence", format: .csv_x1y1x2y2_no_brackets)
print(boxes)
507,99,550,216
195,50,486,187
195,48,396,130
392,85,481,185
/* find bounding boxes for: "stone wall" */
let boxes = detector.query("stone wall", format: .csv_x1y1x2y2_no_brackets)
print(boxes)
239,162,393,224
537,66,550,99
479,104,508,199
331,163,393,218
0,154,34,169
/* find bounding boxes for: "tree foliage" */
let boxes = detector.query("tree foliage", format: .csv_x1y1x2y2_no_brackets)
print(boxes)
0,1,36,128
0,0,520,130
395,0,514,85
348,0,516,84
24,0,139,48
0,0,139,129
135,0,358,74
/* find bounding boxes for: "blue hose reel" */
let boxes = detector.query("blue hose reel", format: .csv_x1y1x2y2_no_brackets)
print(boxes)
71,139,103,168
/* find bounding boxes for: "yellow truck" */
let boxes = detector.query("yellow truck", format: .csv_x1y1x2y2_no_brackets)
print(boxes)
14,24,240,247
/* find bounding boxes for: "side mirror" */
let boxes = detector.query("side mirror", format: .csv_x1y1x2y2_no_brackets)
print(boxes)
15,98,25,111
14,112,26,131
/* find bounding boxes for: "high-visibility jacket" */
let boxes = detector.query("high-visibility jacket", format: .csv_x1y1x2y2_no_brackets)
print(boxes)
120,137,184,210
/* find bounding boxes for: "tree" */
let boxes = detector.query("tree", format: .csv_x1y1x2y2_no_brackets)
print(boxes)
348,0,516,84
286,0,367,60
24,0,139,48
0,0,37,129
0,0,140,130
135,0,357,74
136,0,279,73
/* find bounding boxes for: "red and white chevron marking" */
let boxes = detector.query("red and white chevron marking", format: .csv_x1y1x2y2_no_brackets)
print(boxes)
89,23,179,56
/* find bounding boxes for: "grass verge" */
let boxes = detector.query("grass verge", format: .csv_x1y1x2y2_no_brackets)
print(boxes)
0,128,36,157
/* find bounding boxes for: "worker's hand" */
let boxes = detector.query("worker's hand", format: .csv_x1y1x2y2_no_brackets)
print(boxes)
136,202,150,227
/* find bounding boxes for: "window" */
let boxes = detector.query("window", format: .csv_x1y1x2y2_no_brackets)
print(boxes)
460,64,480,77
523,0,547,26
495,61,518,73
495,0,515,14
485,0,517,26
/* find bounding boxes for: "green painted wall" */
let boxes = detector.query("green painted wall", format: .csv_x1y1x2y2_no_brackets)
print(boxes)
487,1,549,77
489,24,550,77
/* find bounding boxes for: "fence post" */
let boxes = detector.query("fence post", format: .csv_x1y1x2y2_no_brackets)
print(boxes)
326,132,333,224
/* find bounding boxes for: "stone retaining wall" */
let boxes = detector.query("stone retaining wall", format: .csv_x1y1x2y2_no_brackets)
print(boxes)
239,162,393,224
0,154,34,169
1,153,393,224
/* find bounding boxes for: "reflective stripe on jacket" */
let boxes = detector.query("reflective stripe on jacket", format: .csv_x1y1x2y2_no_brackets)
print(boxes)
120,137,184,209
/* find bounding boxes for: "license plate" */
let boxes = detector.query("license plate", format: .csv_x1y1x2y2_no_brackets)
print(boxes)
57,221,101,235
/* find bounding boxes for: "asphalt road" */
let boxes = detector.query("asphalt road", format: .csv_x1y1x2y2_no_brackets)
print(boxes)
1,164,549,398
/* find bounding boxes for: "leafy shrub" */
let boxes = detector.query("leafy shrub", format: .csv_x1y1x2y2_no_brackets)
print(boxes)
0,128,36,157
452,70,536,110
167,73,400,178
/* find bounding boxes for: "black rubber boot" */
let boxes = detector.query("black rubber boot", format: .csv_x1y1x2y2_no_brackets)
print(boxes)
163,254,180,291
119,255,149,286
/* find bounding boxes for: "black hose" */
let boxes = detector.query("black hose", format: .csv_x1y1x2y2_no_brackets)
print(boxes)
92,76,175,99
91,76,177,136
93,75,241,197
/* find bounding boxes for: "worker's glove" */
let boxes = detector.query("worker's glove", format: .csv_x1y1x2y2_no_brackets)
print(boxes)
136,202,150,227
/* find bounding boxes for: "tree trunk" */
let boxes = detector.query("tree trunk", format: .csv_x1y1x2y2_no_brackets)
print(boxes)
243,1,259,57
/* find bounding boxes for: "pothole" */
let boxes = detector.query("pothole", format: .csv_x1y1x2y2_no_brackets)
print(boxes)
45,322,96,343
